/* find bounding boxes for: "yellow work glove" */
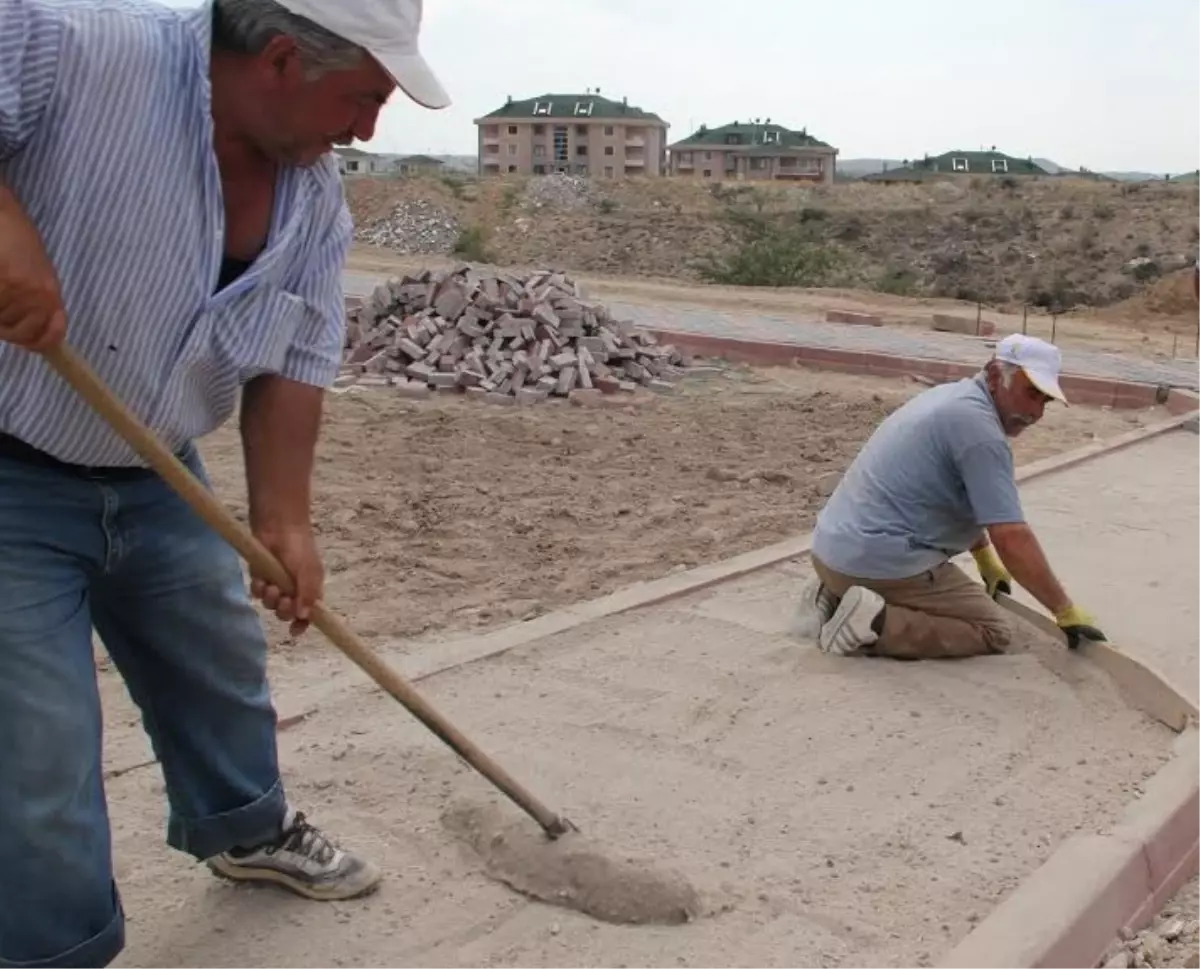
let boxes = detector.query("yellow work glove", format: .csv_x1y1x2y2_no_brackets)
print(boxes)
1054,603,1107,649
971,545,1012,599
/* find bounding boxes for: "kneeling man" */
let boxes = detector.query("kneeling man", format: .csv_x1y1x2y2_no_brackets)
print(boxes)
802,334,1106,659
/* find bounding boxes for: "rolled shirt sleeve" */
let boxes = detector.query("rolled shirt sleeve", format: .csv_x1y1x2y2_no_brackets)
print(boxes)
0,0,62,160
277,191,353,388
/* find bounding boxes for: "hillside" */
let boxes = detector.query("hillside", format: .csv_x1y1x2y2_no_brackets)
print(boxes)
345,173,1199,315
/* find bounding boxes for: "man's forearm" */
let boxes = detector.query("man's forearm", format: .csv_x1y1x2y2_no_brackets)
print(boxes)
240,374,324,529
987,522,1071,614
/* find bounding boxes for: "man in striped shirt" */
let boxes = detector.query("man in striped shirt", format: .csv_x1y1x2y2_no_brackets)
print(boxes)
0,0,449,964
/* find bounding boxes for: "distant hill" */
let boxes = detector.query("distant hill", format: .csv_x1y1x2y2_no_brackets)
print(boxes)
836,158,904,178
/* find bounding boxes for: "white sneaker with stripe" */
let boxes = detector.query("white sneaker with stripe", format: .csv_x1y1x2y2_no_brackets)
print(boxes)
818,586,885,656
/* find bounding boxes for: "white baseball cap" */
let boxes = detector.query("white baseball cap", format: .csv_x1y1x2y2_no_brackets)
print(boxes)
274,0,450,109
994,333,1068,403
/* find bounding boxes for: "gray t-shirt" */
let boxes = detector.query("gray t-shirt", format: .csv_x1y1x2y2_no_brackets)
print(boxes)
811,374,1025,580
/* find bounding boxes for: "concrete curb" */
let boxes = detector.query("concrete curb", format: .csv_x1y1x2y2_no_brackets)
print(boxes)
649,329,1198,410
939,728,1199,969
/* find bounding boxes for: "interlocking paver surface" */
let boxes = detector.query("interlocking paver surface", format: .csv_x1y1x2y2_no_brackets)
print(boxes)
344,270,1200,390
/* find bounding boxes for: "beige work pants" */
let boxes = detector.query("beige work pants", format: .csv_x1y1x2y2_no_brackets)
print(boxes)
811,556,1013,660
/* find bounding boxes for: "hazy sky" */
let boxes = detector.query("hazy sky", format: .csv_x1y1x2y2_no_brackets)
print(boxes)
165,0,1199,172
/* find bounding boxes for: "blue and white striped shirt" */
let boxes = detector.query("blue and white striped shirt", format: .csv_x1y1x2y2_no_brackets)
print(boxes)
0,0,350,466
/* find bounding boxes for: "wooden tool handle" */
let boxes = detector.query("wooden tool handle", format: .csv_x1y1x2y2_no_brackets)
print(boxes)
43,344,571,839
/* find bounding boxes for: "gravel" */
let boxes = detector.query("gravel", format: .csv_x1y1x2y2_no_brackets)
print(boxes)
1102,876,1199,968
522,172,594,211
353,198,460,253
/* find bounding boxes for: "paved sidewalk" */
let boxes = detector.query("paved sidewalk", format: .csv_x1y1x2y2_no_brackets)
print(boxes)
343,270,1199,390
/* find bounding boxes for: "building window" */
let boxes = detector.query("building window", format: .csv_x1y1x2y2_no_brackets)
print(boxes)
724,134,742,145
575,124,588,137
507,125,518,135
533,164,546,175
576,145,588,157
553,126,568,163
344,160,360,172
703,151,712,160
761,130,780,144
750,157,767,170
603,165,614,177
991,158,1008,173
533,101,552,115
484,125,499,138
703,169,712,178
625,126,642,139
508,165,517,173
484,144,499,154
604,125,614,136
678,151,693,164
604,146,614,156
532,124,545,136
532,144,545,158
573,101,594,116
952,157,969,172
507,144,517,155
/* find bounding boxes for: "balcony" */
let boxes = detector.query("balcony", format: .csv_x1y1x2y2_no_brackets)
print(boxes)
625,137,646,149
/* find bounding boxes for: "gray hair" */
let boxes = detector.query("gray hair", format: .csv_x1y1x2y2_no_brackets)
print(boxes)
212,0,365,77
986,358,1021,388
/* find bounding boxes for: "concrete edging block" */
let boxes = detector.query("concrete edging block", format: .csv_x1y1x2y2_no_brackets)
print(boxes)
650,329,1196,411
939,833,1152,968
939,729,1199,969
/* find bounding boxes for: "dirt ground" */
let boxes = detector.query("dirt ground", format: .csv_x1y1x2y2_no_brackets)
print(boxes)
104,560,1177,968
195,365,1172,651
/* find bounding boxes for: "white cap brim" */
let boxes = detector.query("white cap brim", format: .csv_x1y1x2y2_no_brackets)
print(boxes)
371,48,451,109
1024,367,1068,404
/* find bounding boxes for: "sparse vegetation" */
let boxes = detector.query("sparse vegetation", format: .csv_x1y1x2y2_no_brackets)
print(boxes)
694,209,844,287
452,224,491,262
346,173,1199,311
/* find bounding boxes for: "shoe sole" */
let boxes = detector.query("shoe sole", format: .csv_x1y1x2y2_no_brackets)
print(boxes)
207,856,383,901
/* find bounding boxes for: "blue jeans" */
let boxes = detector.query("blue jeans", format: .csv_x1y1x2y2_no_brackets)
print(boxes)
0,446,287,968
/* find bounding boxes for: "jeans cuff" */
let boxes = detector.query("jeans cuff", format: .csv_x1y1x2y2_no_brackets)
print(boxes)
167,778,287,860
0,885,124,969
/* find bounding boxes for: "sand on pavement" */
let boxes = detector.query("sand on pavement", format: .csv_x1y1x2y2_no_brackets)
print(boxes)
106,558,1175,968
1001,429,1200,702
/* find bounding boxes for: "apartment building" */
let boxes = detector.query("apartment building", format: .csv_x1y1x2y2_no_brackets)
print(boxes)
863,149,1049,182
667,120,838,184
474,91,669,177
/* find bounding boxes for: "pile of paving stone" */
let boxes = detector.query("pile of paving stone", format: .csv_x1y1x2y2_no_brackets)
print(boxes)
354,199,460,253
1099,911,1200,964
339,266,687,404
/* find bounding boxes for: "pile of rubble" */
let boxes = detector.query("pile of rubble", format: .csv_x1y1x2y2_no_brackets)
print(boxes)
1100,880,1199,968
522,173,593,211
340,266,687,405
354,199,460,253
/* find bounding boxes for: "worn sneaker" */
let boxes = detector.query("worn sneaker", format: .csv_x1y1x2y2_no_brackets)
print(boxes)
818,586,885,656
790,577,839,640
207,808,382,901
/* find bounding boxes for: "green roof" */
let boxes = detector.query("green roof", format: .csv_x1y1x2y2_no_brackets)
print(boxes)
481,93,665,123
915,150,1048,175
398,154,443,165
668,121,833,151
